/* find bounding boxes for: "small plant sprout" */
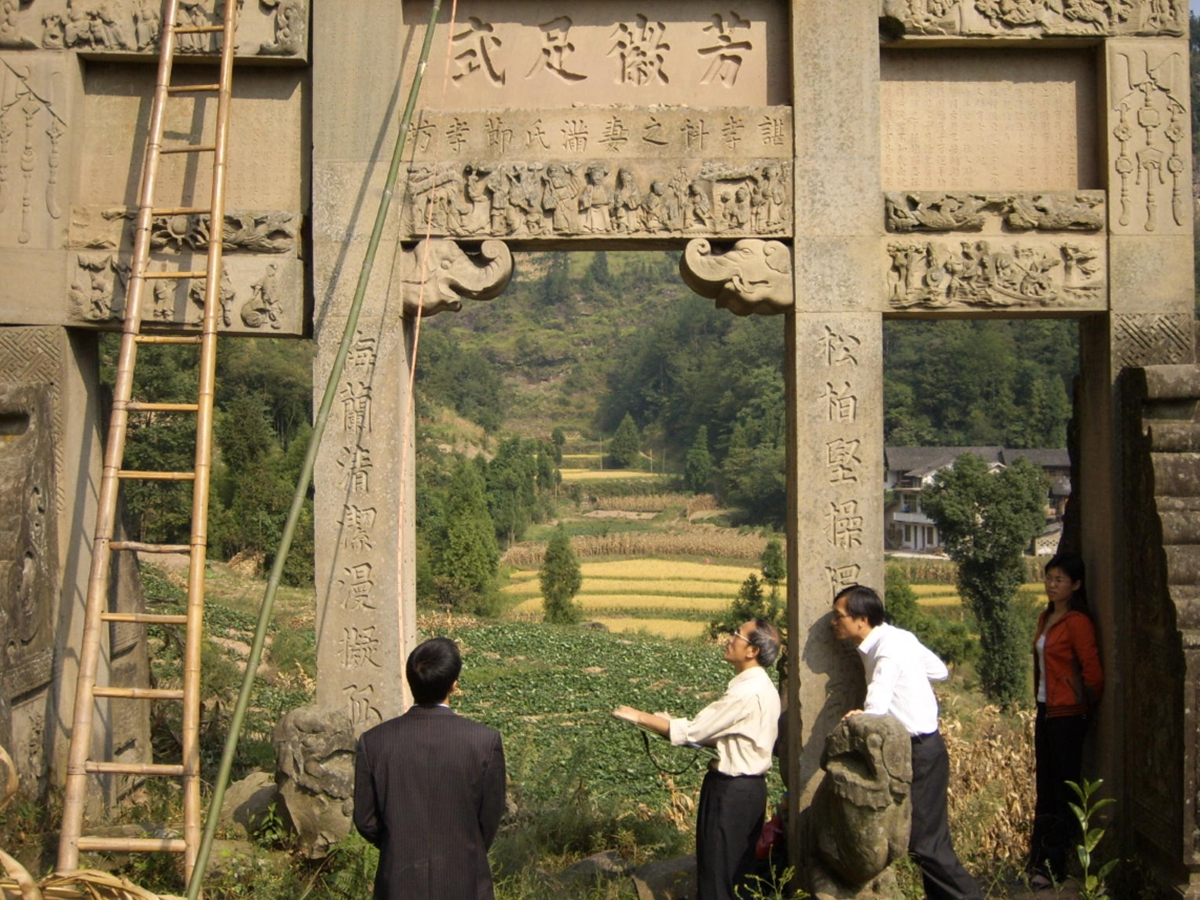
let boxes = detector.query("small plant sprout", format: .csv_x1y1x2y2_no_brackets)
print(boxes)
1068,777,1118,900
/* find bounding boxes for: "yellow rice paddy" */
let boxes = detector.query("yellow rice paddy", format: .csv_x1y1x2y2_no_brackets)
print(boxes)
559,469,665,482
591,618,708,639
504,578,745,598
513,594,728,614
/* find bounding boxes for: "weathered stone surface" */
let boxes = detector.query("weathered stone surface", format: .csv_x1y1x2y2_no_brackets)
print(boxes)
394,238,513,318
880,49,1098,192
809,714,911,888
219,771,278,837
631,855,695,900
884,192,1105,233
273,706,355,858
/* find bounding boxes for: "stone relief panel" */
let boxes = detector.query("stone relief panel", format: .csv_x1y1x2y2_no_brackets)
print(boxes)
0,0,308,61
400,107,791,240
1112,312,1193,368
0,328,63,513
65,252,305,335
393,238,513,318
70,206,301,255
1107,42,1190,235
680,238,791,315
885,236,1106,312
401,1,788,108
885,191,1105,233
0,384,58,704
0,54,71,249
882,0,1185,37
880,50,1098,191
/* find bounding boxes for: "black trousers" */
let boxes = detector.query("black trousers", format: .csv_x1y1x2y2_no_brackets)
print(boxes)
695,769,767,900
1030,705,1088,880
910,731,984,900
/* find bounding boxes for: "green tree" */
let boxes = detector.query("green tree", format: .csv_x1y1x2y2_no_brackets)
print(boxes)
540,530,583,624
921,453,1048,703
550,427,566,464
608,413,641,469
431,459,499,611
685,426,713,493
883,564,974,669
761,539,785,594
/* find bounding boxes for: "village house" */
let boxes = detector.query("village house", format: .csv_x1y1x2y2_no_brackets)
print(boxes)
884,447,1071,554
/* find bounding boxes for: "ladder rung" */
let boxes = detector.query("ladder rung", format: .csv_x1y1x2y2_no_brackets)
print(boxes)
135,335,203,345
161,145,217,155
77,837,187,853
124,402,199,413
174,25,224,34
101,612,190,625
167,84,221,94
142,270,207,280
85,761,186,777
151,206,210,216
117,470,196,481
92,686,185,701
110,541,191,554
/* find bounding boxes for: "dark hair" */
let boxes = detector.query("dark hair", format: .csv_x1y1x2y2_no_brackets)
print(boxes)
834,584,885,627
748,619,781,668
1045,552,1090,615
406,637,462,705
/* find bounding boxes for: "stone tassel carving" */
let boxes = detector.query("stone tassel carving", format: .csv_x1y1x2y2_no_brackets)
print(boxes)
680,238,793,316
396,238,514,318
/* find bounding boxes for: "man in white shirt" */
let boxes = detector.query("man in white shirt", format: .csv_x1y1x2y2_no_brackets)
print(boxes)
614,618,781,900
832,585,983,900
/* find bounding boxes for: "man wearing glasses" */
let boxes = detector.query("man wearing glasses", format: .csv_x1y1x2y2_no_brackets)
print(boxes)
613,618,781,900
832,584,983,900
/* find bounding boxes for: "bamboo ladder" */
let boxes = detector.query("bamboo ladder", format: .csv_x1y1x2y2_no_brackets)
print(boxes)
57,0,240,882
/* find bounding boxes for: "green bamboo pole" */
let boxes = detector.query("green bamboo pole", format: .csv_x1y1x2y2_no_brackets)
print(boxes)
184,4,444,896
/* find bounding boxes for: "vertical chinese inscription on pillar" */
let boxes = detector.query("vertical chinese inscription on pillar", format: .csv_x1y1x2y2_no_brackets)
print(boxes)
1108,42,1190,234
817,324,867,558
337,330,381,727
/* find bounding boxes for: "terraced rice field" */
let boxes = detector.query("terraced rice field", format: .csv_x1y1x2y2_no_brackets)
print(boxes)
504,558,763,637
559,469,664,482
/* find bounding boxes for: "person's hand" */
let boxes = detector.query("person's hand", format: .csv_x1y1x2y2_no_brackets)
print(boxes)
612,706,642,725
841,708,863,721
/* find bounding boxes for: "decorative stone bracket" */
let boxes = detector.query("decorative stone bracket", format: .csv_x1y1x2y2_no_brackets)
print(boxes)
395,238,514,319
679,238,792,316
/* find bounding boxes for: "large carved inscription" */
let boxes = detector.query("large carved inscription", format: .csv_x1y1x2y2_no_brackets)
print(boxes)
401,107,792,240
0,0,307,60
880,50,1097,191
1107,42,1190,235
0,56,67,248
882,0,1185,37
405,2,787,108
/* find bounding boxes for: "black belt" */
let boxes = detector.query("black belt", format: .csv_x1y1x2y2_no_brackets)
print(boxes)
706,763,766,779
910,730,939,744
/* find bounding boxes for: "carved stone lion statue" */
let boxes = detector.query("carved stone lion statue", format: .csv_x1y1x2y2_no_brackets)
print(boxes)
807,713,913,900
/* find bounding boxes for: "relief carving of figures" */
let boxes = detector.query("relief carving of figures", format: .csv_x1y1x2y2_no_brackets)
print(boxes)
0,60,66,245
403,160,791,240
680,238,792,316
1110,46,1189,233
259,0,304,55
68,251,125,320
885,191,1105,233
395,238,514,319
886,238,1105,310
1,0,36,48
71,207,300,253
882,0,1184,36
187,265,236,326
240,262,283,329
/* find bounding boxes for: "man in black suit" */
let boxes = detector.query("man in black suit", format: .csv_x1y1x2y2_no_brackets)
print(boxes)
353,637,506,900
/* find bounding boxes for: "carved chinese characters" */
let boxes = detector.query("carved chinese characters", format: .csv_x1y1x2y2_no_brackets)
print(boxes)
882,0,1185,37
400,108,792,240
1107,41,1190,234
881,50,1098,191
410,2,787,108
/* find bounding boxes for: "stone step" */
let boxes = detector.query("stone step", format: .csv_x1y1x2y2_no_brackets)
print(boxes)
1149,422,1200,453
1143,365,1200,402
1149,454,1200,497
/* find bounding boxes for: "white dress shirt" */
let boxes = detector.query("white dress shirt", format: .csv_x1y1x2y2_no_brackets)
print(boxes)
857,622,948,736
668,666,780,776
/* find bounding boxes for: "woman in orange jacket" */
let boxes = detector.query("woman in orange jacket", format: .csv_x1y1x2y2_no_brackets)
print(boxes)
1028,552,1104,887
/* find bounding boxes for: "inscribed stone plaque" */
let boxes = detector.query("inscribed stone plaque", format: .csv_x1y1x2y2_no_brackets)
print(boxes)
398,0,789,109
880,49,1098,191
